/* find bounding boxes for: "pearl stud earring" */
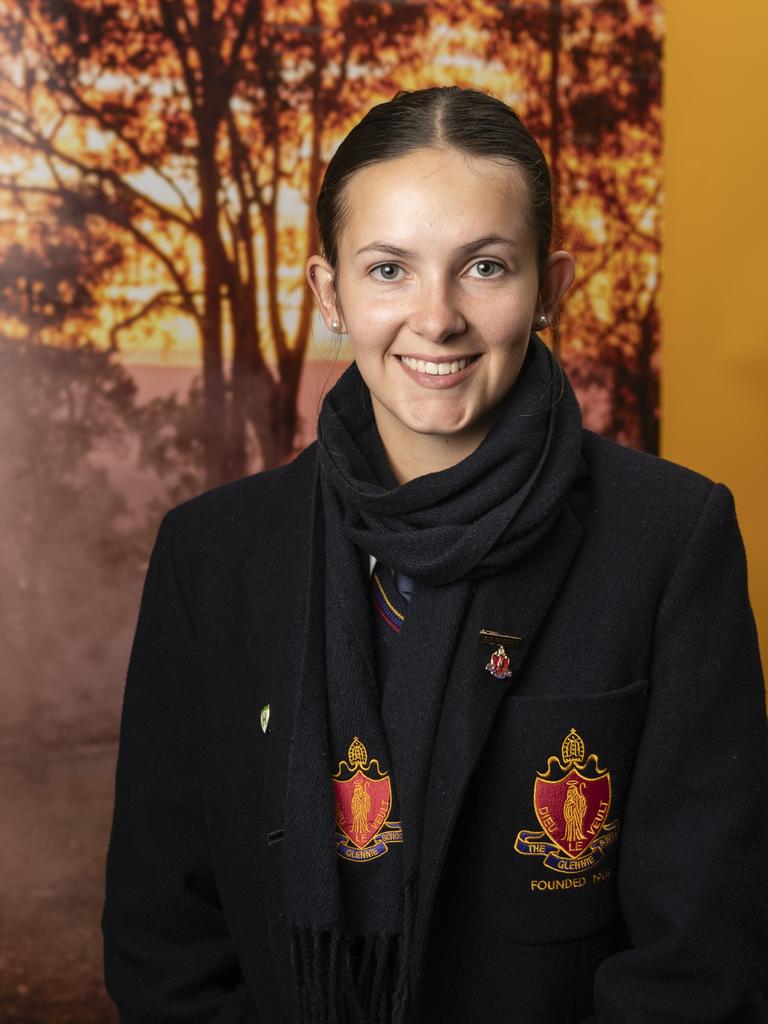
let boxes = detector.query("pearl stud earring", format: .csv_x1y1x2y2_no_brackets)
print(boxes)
536,312,548,328
331,319,340,331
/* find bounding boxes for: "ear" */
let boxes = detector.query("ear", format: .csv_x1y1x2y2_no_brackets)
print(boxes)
306,255,344,332
536,250,575,324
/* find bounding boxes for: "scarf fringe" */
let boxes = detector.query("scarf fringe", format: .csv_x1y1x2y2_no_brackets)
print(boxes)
291,882,415,1024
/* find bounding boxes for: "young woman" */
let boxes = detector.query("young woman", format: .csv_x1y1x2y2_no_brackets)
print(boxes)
101,87,767,1024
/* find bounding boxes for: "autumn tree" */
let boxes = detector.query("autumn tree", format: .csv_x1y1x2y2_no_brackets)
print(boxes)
0,0,430,487
498,0,662,452
436,0,662,450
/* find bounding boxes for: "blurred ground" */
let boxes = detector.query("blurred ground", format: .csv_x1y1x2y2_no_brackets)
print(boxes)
0,738,119,1023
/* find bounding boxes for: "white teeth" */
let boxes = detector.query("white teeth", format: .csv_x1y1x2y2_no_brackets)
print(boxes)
400,356,471,376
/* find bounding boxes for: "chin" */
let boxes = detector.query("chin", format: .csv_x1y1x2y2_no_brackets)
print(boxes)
399,409,477,438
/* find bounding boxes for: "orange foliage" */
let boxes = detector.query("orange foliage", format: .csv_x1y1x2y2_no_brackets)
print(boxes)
0,0,662,481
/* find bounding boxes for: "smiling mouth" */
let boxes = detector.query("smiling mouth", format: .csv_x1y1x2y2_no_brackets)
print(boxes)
397,354,480,377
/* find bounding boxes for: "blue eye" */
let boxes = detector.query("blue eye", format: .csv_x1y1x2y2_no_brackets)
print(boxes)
371,263,402,281
469,260,504,279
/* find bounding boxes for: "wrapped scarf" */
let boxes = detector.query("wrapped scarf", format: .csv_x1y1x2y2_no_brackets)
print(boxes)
284,334,583,1023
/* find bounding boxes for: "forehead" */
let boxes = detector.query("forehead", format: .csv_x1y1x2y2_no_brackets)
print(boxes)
337,147,534,257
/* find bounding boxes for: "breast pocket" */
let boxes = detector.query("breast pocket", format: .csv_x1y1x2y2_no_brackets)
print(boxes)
454,678,649,945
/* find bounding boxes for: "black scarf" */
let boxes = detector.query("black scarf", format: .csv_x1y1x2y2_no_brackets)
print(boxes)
284,334,583,1023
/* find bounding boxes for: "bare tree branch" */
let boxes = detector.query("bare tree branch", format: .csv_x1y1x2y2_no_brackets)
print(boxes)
0,174,200,326
0,116,193,231
159,1,202,121
108,290,185,351
21,4,197,221
224,0,261,84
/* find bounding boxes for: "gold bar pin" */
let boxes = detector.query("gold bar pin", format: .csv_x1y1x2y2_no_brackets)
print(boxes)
478,628,522,648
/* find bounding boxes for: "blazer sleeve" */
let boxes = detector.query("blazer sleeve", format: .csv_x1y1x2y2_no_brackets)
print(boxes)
101,511,260,1023
578,482,768,1023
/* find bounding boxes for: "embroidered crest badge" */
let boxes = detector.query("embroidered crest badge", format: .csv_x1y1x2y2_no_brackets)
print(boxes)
514,728,619,874
332,737,403,862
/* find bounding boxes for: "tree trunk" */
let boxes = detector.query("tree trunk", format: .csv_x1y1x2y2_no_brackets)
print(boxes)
636,300,659,454
548,0,564,358
198,149,241,487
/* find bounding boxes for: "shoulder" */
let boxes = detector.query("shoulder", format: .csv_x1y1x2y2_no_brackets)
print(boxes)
579,427,727,523
158,442,318,570
576,429,740,569
580,428,716,507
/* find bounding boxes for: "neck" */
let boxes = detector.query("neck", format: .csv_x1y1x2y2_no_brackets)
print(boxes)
372,398,495,484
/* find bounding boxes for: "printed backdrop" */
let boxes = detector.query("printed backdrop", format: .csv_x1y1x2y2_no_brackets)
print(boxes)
0,1,662,1019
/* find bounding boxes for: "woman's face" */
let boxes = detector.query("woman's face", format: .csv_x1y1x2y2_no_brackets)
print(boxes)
308,146,573,460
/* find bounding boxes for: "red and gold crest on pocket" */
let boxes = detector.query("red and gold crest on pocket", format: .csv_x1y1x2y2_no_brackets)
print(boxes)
332,736,403,862
515,728,619,874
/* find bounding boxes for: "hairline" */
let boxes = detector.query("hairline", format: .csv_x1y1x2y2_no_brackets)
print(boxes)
325,144,539,274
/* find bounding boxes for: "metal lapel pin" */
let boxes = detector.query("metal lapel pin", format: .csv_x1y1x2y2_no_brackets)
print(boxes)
479,628,522,680
260,704,271,734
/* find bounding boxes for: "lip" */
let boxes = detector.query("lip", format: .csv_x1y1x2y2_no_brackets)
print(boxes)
395,354,479,363
394,353,481,389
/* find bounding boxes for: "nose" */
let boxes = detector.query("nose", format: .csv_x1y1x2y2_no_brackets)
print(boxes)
407,279,466,344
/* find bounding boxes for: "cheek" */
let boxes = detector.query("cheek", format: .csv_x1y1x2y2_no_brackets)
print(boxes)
483,289,537,341
352,296,401,329
337,268,398,331
347,306,401,360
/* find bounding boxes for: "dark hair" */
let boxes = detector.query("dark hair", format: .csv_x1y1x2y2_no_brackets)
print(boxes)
316,86,553,274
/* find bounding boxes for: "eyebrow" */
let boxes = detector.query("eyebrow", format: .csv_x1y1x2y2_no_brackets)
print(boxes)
354,234,519,259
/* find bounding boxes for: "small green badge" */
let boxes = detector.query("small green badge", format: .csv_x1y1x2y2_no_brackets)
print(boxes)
260,704,270,734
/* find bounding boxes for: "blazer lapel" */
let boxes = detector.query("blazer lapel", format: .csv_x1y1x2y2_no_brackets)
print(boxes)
196,460,316,1019
411,501,585,983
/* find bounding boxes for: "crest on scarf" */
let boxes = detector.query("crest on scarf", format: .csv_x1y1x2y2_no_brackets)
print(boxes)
514,729,619,874
332,737,404,861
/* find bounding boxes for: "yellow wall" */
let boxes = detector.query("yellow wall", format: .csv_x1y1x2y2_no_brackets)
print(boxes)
662,1,768,673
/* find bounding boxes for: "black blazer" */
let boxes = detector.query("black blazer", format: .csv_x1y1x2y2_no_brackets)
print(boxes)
101,429,768,1023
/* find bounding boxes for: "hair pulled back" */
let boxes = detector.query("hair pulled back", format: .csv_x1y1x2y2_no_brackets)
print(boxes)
316,86,553,274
